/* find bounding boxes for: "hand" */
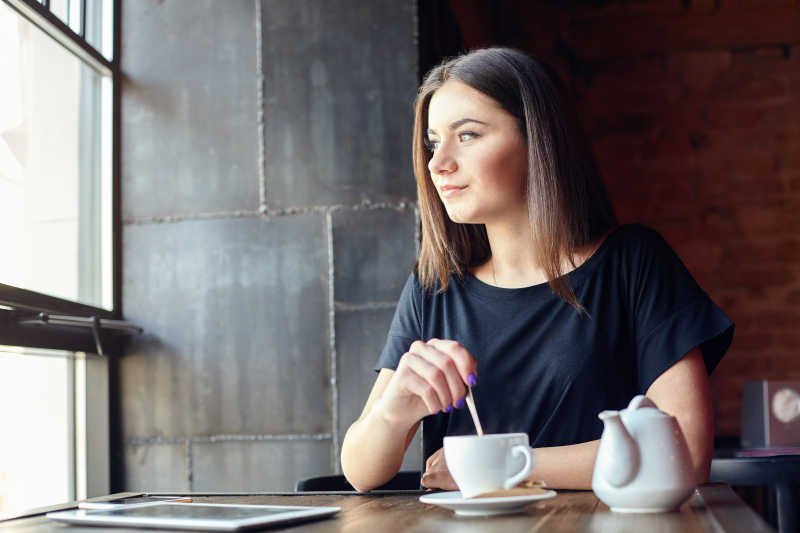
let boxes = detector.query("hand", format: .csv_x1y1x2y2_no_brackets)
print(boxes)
421,448,458,490
377,339,477,426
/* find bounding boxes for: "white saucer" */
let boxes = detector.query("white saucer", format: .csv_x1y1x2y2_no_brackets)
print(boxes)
419,490,556,516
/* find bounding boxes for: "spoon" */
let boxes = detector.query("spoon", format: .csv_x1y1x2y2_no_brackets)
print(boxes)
464,386,484,436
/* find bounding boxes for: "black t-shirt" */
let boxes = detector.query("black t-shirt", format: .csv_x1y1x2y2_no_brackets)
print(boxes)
375,224,734,463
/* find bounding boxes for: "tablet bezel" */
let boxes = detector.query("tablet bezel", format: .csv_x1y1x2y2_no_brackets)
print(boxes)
47,501,341,531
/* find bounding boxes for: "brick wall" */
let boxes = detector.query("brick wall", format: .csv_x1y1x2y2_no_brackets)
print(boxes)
451,0,800,439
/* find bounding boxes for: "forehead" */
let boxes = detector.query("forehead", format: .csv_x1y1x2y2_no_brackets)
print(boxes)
427,80,508,130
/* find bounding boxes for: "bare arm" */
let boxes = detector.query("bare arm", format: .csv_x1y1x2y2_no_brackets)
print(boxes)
535,347,713,488
422,439,599,490
534,347,713,488
645,347,714,484
421,347,713,490
341,340,478,492
340,369,420,492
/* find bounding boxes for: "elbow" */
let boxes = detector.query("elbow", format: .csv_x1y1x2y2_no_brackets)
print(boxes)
689,445,712,486
694,456,711,486
341,453,396,493
341,464,379,493
348,480,373,493
341,451,365,492
340,441,377,493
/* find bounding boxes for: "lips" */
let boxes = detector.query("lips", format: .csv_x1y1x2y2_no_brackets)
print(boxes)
440,185,468,198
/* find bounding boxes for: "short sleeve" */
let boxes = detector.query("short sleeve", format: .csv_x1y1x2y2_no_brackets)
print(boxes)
627,226,735,393
374,273,424,372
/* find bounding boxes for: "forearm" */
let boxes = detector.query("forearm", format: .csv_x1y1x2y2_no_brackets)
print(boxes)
530,440,599,490
341,399,419,492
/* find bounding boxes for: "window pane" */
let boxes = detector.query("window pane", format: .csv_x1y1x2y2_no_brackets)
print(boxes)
49,0,69,26
0,347,73,516
68,0,81,35
0,2,113,310
85,0,113,60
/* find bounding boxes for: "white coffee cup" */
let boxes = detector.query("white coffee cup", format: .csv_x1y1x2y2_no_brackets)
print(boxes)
443,433,535,498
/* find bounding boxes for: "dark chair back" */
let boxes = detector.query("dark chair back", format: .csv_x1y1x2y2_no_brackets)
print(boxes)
295,471,422,492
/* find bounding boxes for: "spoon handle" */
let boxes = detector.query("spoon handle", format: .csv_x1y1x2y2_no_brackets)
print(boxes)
465,386,484,436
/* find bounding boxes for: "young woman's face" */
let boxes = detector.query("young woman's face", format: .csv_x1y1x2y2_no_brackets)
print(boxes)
426,80,528,225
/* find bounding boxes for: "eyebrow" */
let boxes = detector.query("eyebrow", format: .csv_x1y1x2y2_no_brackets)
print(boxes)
427,118,488,136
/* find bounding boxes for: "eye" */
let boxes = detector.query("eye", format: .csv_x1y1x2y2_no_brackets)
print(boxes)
457,131,479,143
424,137,440,152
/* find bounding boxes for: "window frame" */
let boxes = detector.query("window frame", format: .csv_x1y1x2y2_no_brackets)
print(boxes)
0,0,120,508
0,0,122,356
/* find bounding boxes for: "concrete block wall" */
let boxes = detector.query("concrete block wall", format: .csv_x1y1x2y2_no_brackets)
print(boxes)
468,0,800,438
118,0,420,491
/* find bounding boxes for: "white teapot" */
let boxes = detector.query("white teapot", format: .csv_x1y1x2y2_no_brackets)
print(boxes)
591,395,696,513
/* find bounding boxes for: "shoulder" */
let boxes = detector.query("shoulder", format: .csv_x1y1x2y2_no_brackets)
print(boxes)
399,270,445,310
610,223,670,246
409,265,465,299
605,224,678,260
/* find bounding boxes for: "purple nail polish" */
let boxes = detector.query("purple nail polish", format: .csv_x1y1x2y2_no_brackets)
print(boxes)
445,404,453,413
468,373,477,387
455,398,466,409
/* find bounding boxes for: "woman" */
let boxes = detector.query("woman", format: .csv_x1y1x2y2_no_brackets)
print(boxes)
340,48,733,492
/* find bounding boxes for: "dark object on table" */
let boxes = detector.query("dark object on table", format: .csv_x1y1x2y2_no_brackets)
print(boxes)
295,471,421,492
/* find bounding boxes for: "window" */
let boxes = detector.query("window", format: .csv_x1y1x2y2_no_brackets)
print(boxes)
0,346,109,517
0,0,113,309
0,0,119,517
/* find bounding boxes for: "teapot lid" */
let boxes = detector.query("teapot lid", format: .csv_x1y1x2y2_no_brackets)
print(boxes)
624,406,671,419
622,395,671,418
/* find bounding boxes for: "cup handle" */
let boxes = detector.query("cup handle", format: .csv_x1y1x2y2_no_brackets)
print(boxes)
503,445,535,489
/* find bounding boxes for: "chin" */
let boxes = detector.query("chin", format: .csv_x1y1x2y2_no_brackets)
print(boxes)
444,203,488,225
444,208,475,225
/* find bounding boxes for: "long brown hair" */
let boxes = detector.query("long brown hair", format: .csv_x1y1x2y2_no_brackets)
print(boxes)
413,47,617,311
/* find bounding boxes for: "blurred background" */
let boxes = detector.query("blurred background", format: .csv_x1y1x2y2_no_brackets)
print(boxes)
1,0,799,518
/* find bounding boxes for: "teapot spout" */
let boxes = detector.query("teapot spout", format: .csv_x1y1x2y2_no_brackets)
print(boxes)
595,410,640,487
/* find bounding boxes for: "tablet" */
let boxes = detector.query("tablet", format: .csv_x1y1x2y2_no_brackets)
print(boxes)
78,496,192,509
47,501,341,531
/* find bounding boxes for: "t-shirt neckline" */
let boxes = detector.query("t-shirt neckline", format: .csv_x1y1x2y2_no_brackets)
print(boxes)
460,225,623,300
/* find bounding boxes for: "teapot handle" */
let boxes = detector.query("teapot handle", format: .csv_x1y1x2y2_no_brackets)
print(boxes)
628,394,658,411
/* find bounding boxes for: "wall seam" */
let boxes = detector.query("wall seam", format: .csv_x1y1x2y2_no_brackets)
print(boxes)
122,201,415,225
335,301,397,311
128,433,334,446
414,203,422,465
411,0,422,468
185,439,193,491
326,209,340,474
255,0,267,213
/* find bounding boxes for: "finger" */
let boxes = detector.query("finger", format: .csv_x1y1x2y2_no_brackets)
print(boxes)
402,344,456,411
399,351,450,412
421,470,458,491
425,448,444,471
398,365,445,415
425,339,478,389
411,342,466,410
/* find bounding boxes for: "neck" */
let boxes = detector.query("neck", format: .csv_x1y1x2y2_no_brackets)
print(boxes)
480,216,604,289
483,218,548,288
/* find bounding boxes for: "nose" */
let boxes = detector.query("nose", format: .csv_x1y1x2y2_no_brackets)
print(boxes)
427,144,457,177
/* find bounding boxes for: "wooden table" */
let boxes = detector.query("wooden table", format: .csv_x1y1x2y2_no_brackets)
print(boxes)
1,483,774,532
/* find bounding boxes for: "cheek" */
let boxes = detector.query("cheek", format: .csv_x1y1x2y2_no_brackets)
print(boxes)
480,140,527,193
